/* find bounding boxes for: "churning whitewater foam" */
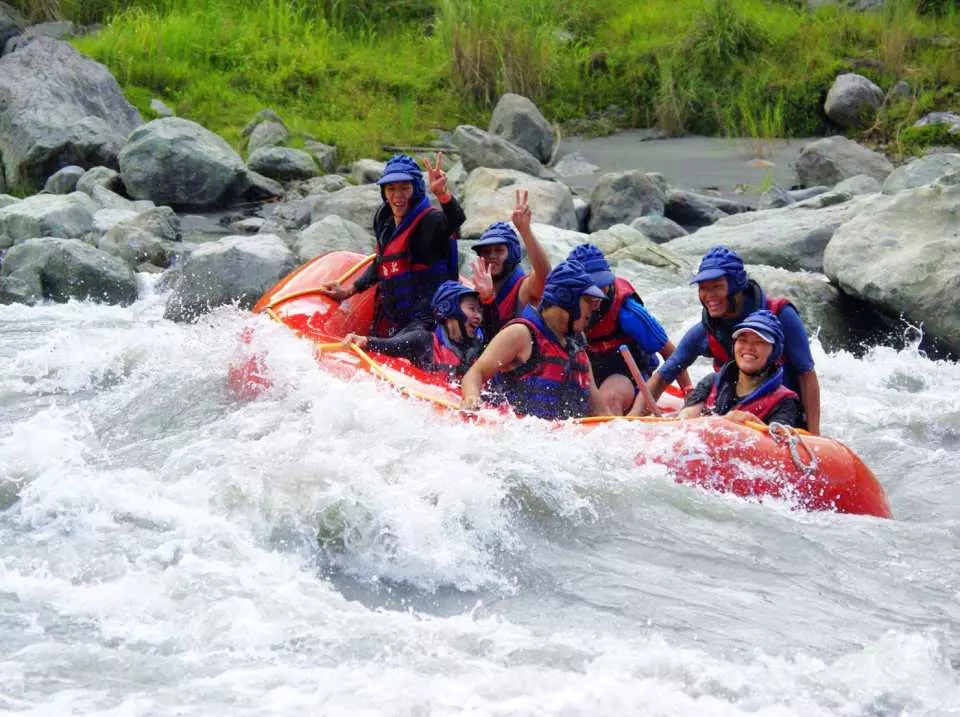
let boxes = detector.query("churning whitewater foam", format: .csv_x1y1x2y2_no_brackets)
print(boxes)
1,284,958,715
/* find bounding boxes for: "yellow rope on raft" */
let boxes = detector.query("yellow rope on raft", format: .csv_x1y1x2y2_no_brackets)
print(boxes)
347,343,462,410
336,254,377,283
264,254,377,311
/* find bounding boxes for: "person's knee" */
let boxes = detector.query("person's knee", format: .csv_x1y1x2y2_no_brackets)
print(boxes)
599,375,635,415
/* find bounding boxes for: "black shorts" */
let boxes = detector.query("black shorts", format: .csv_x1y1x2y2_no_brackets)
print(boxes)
589,347,653,390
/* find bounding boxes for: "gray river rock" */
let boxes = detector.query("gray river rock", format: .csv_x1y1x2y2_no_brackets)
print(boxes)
0,37,142,194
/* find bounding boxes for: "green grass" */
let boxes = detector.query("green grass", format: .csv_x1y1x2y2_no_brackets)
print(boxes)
29,0,955,162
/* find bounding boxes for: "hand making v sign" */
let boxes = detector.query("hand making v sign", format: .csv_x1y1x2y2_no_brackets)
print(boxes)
423,152,449,199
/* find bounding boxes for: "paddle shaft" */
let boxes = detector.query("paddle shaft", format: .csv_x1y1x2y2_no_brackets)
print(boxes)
619,344,662,417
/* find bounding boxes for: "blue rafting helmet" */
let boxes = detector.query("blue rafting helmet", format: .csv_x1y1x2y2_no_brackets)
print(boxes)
567,243,615,289
732,309,784,368
541,259,606,323
377,154,426,203
432,280,479,324
690,246,749,295
470,222,523,271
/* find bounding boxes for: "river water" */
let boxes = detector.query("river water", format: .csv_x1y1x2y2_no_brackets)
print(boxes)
2,264,959,715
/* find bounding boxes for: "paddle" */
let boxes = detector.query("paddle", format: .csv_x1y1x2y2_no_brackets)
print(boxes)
619,344,662,417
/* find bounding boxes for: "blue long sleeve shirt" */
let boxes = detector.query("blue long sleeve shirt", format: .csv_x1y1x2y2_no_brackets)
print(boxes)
616,296,669,354
657,304,815,391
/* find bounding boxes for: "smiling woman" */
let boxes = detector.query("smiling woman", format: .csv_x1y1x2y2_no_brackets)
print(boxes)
677,309,804,428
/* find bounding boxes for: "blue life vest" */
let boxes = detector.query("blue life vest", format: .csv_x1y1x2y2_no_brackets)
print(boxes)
493,306,591,420
374,205,457,337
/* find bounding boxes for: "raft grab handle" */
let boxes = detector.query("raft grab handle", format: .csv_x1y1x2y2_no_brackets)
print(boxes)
769,422,819,477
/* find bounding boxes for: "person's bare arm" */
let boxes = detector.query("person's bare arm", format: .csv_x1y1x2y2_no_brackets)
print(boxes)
797,369,821,435
459,324,532,410
676,403,705,420
512,190,551,307
628,370,668,416
659,340,692,390
586,362,612,417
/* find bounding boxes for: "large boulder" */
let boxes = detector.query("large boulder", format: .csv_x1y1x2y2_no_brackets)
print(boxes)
76,166,123,196
833,174,882,196
351,158,386,185
241,169,284,202
913,112,960,134
881,153,960,194
43,165,85,194
795,136,894,188
95,205,182,267
523,224,588,265
0,3,25,54
3,20,75,54
0,237,137,305
664,189,726,229
601,225,690,273
823,177,960,354
746,265,847,351
246,121,288,156
118,118,246,208
164,235,297,322
304,141,337,173
284,174,350,201
452,125,543,176
488,94,554,164
461,167,576,239
247,147,318,182
0,38,143,194
629,215,688,244
91,184,135,212
824,73,884,130
97,227,182,269
293,215,373,262
588,171,666,232
92,208,137,234
760,185,834,210
307,184,382,231
106,206,181,243
0,192,97,248
663,198,866,273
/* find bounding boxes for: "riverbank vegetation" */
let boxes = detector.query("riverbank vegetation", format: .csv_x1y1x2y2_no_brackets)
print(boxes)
13,0,960,161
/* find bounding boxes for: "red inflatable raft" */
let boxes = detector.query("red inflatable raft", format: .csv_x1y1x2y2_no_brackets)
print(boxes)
229,251,892,519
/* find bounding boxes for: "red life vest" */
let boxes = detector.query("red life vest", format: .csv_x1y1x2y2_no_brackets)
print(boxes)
373,205,450,337
493,307,591,420
705,378,799,422
585,276,641,355
483,265,526,338
706,296,793,372
430,327,481,378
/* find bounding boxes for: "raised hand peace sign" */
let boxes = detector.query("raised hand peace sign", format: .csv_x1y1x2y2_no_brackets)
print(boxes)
470,256,494,303
511,189,532,235
423,152,449,198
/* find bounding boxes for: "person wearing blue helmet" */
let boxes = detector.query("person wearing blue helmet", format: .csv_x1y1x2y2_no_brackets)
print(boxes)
319,152,465,338
469,189,552,338
566,243,692,415
459,260,610,420
634,245,821,434
677,310,802,427
341,280,484,378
